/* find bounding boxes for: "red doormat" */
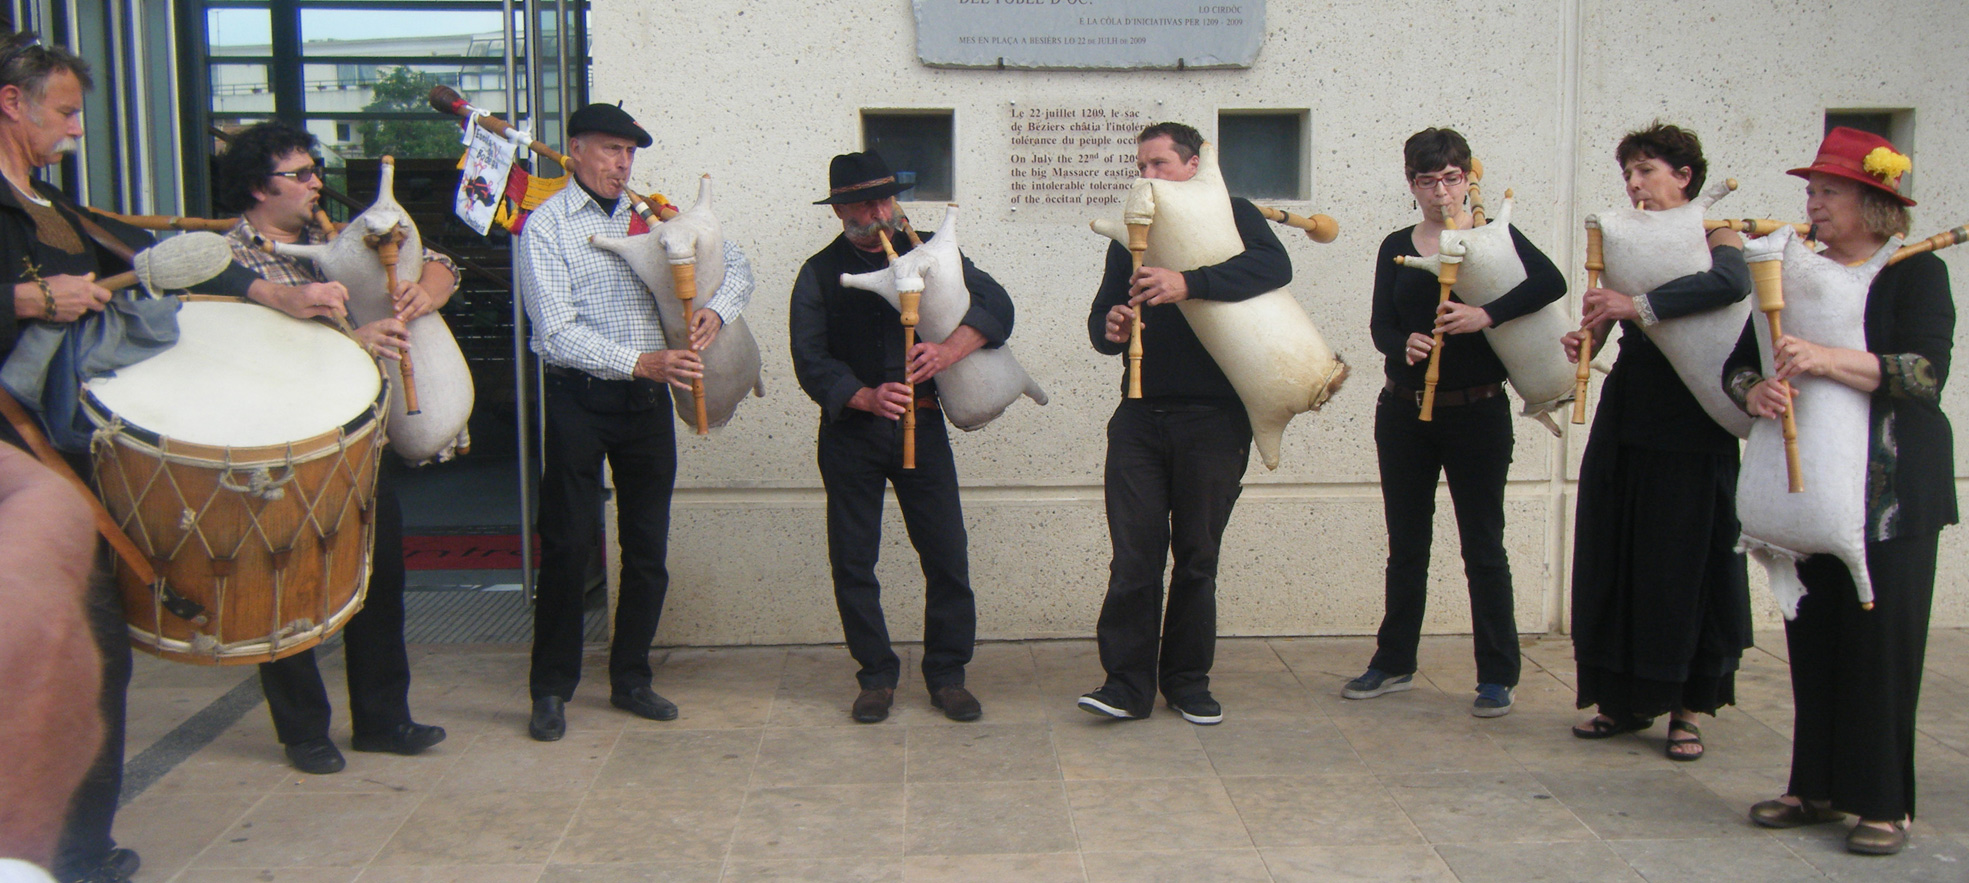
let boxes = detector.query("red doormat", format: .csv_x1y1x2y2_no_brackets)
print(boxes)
402,534,537,571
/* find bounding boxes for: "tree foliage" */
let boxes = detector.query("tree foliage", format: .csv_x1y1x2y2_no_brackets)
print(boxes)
355,67,464,159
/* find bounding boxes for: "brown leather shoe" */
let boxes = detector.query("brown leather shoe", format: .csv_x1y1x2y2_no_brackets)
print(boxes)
1749,797,1844,829
930,685,982,722
1847,820,1909,855
852,687,894,723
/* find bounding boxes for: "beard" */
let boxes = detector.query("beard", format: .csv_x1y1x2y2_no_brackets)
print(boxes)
843,213,906,244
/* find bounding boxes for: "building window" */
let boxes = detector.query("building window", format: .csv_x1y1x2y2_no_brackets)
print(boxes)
862,110,954,202
1218,110,1306,200
1826,108,1914,199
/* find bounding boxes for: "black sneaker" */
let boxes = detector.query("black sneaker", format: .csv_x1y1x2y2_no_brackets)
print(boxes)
1341,668,1414,700
63,848,140,883
1076,686,1139,719
1167,692,1223,725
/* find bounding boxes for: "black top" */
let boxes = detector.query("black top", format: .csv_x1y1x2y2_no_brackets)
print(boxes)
1598,245,1752,454
0,178,255,370
1724,250,1957,538
1370,223,1566,390
790,231,1014,422
1086,197,1291,403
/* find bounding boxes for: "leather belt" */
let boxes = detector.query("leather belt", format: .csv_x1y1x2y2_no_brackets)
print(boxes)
914,394,940,411
1384,379,1504,409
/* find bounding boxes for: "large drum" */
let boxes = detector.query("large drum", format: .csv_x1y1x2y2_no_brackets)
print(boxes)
82,298,387,664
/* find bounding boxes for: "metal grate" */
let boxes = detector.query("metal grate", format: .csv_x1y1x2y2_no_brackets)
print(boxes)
402,588,605,644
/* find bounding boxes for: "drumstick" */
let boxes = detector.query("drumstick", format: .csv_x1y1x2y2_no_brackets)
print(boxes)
1125,220,1150,399
428,84,679,222
1888,223,1969,266
1572,222,1605,425
877,229,919,469
1255,206,1340,243
366,212,421,416
670,258,709,435
1746,254,1804,492
1418,207,1461,421
0,388,162,593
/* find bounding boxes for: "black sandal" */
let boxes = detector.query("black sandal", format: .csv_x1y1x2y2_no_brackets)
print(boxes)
1666,718,1704,761
1571,714,1653,739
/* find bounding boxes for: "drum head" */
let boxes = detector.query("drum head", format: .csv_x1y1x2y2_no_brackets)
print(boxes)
87,301,382,447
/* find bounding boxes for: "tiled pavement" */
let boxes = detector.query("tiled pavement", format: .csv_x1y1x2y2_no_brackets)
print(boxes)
114,630,1969,882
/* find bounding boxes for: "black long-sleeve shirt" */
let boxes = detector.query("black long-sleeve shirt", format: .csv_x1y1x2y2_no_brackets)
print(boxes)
1370,224,1566,390
1086,197,1290,403
790,232,1013,422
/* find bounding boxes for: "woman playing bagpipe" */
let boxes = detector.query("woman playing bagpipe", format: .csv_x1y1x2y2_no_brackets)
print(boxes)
1344,128,1565,716
1726,128,1954,856
1561,123,1753,761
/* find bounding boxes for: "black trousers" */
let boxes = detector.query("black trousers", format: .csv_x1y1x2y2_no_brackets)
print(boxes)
1094,399,1250,717
530,374,676,700
1371,389,1520,687
53,547,132,880
817,411,974,691
1787,531,1940,821
257,466,412,744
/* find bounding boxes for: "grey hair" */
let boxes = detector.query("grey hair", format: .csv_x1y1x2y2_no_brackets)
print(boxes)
0,31,93,100
1857,185,1912,238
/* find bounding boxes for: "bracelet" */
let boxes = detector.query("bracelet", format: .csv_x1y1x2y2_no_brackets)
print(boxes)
35,278,53,320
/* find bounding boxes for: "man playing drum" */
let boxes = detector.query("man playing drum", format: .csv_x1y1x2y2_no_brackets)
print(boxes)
515,103,754,741
213,120,455,776
1078,122,1290,725
789,151,1012,724
0,30,279,883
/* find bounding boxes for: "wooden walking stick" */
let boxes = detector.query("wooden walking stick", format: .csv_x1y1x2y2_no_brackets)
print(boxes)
1573,221,1604,425
877,229,919,469
1745,250,1804,492
1418,207,1461,421
669,257,710,435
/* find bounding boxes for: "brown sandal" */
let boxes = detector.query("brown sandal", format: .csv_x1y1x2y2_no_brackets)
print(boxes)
1665,718,1704,761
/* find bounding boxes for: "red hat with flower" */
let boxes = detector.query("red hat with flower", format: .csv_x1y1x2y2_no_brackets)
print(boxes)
1788,126,1915,206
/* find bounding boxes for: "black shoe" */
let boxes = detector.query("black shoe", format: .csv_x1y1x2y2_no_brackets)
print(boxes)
610,686,679,722
283,737,346,775
852,686,894,723
351,722,448,755
62,848,140,883
930,684,983,722
1167,692,1224,725
529,696,566,742
1076,686,1141,720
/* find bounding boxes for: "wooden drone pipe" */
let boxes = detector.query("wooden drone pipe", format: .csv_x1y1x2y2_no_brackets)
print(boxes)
1706,218,1814,238
1889,224,1969,266
428,84,678,222
877,229,919,469
670,259,709,435
94,211,236,233
1573,223,1604,425
1418,208,1460,422
1125,221,1150,399
1747,257,1805,492
1255,206,1340,243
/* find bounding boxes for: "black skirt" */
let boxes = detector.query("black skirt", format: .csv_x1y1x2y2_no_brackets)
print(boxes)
1570,439,1754,719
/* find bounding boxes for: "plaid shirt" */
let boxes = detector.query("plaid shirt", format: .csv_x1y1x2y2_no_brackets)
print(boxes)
224,215,462,293
514,182,753,380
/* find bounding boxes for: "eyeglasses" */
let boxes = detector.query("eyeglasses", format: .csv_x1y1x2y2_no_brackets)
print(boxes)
270,164,323,184
1410,170,1467,191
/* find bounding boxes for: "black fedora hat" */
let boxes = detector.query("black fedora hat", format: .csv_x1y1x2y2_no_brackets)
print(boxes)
568,102,651,148
814,151,911,205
